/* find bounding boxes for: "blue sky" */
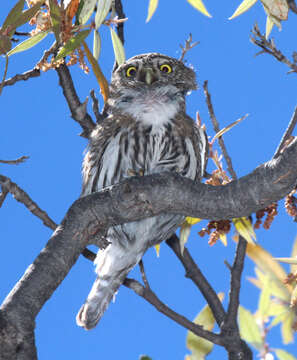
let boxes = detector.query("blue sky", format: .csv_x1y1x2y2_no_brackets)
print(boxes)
1,0,297,359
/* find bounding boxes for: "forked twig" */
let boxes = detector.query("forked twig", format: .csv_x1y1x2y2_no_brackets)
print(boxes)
0,156,29,165
179,34,199,62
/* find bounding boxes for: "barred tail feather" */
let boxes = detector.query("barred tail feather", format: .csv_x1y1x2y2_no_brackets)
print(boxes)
76,238,146,330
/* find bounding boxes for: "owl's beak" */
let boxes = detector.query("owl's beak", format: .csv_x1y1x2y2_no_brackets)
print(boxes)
138,68,159,85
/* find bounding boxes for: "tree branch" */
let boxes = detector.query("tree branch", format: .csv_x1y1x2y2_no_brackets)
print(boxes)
55,63,96,138
1,68,40,88
1,135,297,358
0,156,29,165
123,277,222,345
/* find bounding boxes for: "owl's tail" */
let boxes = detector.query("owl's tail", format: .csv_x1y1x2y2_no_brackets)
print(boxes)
76,240,145,330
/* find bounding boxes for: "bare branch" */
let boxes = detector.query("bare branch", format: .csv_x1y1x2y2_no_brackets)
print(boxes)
274,106,297,158
250,24,297,73
0,174,58,229
114,0,126,45
139,260,150,289
0,55,9,96
90,89,105,123
2,68,40,87
55,63,96,138
166,234,226,326
288,0,297,14
203,81,237,180
0,156,29,165
123,277,222,345
179,33,199,62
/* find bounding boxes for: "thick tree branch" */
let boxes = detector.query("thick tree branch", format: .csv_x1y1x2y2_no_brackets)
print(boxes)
1,135,297,358
1,68,40,88
55,63,96,138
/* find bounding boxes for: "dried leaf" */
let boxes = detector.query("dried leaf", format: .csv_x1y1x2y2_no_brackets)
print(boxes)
55,29,91,60
7,30,49,56
95,0,112,29
186,0,212,17
110,27,125,65
219,233,227,246
146,0,159,22
260,0,288,20
82,40,109,103
265,15,274,38
229,0,258,20
13,2,43,32
66,0,80,21
79,0,97,24
211,114,248,144
238,306,262,350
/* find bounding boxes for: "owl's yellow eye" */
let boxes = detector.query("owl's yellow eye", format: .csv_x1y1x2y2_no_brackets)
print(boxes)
126,66,137,77
160,64,172,73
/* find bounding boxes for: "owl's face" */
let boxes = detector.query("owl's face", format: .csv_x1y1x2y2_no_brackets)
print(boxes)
110,53,197,94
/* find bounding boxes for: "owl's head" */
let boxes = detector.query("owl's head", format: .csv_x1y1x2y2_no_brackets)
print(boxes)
110,53,197,94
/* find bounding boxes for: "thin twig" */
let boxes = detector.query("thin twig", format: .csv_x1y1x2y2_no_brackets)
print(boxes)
250,24,297,74
288,0,297,14
0,156,29,165
274,106,297,159
114,0,126,45
167,234,226,326
0,173,96,261
14,31,31,37
223,235,247,332
123,277,223,345
203,81,237,180
0,55,9,96
55,63,96,138
2,68,40,87
90,89,104,123
179,33,199,62
139,260,150,289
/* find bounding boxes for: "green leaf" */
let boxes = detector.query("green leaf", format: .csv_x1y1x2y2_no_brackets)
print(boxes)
258,275,271,317
14,1,43,30
281,312,294,344
48,0,61,41
146,0,159,22
79,0,97,24
93,30,101,60
229,0,258,20
95,0,112,29
275,349,297,360
139,356,152,360
55,29,91,60
186,0,212,17
238,306,262,350
110,27,125,65
2,0,25,33
7,30,49,56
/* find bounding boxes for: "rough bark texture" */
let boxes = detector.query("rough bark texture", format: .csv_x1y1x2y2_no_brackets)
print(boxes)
1,137,297,359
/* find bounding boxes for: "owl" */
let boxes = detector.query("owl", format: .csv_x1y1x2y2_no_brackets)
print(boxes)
76,53,208,330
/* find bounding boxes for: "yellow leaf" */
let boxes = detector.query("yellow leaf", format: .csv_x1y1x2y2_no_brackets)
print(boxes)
229,0,258,20
258,276,271,318
265,15,274,38
260,0,288,20
82,40,109,103
262,3,282,30
185,217,201,225
274,257,297,265
290,235,297,274
110,27,125,65
154,243,160,257
238,306,262,350
244,244,292,297
275,349,297,360
146,0,158,22
186,294,224,359
281,312,294,344
180,222,192,255
219,233,227,246
233,217,256,244
290,284,297,307
186,0,212,18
